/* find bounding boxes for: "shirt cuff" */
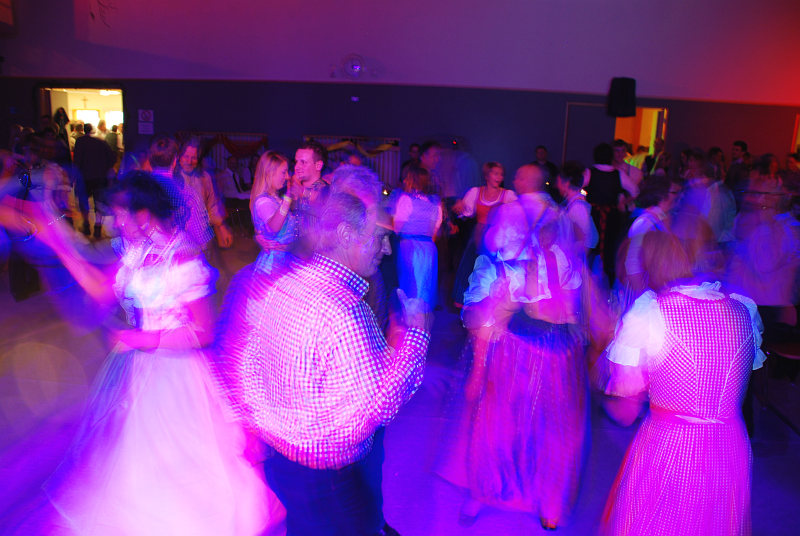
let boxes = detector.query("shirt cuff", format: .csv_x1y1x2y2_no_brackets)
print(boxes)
404,327,431,352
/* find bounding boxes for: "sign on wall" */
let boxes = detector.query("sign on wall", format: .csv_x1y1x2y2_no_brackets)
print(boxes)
138,109,154,135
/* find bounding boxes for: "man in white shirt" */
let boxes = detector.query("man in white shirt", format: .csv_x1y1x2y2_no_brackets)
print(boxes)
556,161,598,254
216,156,252,231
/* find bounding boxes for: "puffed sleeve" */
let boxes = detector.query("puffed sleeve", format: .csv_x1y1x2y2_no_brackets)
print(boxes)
503,189,518,203
606,290,665,367
729,293,768,370
604,291,664,397
253,195,279,227
462,254,498,307
171,257,217,305
459,187,480,217
393,194,413,232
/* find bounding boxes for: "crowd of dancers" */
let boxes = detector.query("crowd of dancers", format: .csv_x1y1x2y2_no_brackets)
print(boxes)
0,126,798,535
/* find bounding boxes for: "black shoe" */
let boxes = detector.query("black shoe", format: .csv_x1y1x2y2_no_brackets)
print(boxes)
540,518,558,531
458,511,479,527
378,522,401,536
81,222,90,236
93,224,103,239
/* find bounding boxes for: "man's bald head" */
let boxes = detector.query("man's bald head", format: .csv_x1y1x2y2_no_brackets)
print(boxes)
513,163,545,194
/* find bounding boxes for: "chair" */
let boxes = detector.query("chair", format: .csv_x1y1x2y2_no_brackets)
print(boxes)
761,305,800,435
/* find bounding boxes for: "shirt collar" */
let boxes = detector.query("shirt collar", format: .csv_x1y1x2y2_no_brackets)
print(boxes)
519,191,552,204
647,206,667,220
312,254,369,298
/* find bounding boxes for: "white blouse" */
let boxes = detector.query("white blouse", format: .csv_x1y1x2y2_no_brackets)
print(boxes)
607,281,766,370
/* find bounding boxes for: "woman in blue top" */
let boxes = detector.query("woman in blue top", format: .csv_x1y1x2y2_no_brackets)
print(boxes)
250,151,303,275
392,165,443,309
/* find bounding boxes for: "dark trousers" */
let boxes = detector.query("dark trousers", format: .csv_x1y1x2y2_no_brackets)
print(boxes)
75,178,107,217
265,430,386,536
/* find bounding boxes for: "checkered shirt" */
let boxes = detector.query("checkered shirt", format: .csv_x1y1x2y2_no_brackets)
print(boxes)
151,170,214,248
223,255,430,470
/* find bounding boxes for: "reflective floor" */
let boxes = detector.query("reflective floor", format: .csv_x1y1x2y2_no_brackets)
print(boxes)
1,237,798,535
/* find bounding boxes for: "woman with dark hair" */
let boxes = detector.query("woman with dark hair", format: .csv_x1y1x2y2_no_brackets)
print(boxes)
392,164,443,308
451,161,517,307
52,107,70,147
601,230,764,536
174,137,233,249
250,151,303,274
19,171,281,535
584,142,630,288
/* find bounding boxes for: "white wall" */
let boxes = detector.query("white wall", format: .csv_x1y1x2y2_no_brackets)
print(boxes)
62,90,123,124
3,0,800,105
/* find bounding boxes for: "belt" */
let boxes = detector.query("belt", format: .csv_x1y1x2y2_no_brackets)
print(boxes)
650,405,737,425
397,233,433,241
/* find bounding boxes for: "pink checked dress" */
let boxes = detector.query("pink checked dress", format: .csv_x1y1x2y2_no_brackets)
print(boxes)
601,282,765,536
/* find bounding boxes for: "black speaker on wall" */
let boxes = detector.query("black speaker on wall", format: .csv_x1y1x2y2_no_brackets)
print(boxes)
607,77,636,117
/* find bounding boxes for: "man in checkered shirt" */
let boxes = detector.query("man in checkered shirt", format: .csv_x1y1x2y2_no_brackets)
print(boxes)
221,166,431,535
146,134,217,250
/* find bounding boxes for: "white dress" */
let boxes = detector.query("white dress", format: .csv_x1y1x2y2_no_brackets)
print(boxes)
45,234,284,535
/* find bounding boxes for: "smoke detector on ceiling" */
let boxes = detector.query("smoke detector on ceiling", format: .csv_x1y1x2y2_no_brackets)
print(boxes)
330,53,383,81
342,54,365,79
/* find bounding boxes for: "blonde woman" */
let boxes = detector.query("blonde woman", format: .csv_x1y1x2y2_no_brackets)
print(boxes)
250,151,303,274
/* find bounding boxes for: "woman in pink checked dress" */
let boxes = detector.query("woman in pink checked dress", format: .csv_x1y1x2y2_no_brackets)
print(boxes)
600,231,765,536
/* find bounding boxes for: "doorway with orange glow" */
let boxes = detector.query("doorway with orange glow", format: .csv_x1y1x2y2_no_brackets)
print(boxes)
614,107,668,166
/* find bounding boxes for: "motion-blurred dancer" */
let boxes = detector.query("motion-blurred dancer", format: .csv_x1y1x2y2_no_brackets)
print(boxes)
18,172,280,535
601,231,764,536
392,164,443,309
449,164,587,530
217,166,431,536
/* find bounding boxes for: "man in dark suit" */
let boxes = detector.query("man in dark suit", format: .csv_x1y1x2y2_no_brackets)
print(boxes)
73,123,116,237
726,140,749,209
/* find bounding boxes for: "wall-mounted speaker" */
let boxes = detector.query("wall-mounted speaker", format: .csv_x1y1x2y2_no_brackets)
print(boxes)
607,77,636,117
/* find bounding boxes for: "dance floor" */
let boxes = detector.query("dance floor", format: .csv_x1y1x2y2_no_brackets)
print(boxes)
1,237,799,535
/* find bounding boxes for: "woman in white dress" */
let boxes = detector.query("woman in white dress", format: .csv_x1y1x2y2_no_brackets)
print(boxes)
451,161,517,307
23,171,283,535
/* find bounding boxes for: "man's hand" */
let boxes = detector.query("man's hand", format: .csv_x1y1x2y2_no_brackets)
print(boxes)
287,176,304,200
396,288,432,332
216,223,234,248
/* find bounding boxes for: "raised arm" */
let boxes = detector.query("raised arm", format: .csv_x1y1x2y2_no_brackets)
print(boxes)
10,197,117,305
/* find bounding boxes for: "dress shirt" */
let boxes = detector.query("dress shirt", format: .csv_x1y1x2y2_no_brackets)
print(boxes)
217,168,251,200
625,206,667,275
227,255,430,470
151,169,215,249
181,170,225,228
563,192,598,250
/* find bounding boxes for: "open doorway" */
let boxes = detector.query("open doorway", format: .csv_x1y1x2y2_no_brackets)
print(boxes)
614,107,668,167
38,87,125,237
39,87,125,155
